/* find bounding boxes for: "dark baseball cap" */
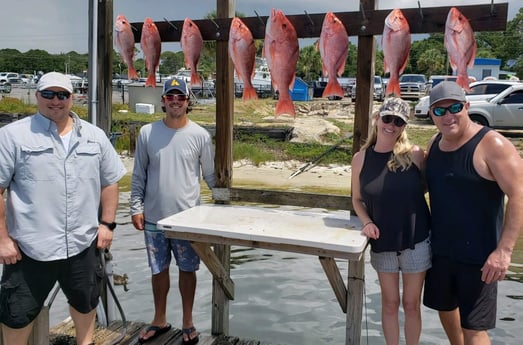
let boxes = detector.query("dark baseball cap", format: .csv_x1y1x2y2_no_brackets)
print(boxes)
429,81,466,107
162,77,189,96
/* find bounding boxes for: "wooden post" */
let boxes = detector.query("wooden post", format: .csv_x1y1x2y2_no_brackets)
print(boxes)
352,0,376,154
0,308,49,345
346,258,365,345
88,0,113,134
212,0,235,336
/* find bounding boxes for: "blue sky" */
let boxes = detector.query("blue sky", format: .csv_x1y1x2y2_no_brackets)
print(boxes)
0,0,519,54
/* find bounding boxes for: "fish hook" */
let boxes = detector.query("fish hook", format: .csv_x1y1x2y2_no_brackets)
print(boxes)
210,18,221,38
163,17,178,31
418,1,424,21
254,10,265,26
210,18,220,29
359,2,368,32
304,10,314,26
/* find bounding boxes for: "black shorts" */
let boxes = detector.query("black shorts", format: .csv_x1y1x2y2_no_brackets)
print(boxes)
423,255,497,330
0,240,102,329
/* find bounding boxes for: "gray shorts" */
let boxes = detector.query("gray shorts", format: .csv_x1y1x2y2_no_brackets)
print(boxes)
144,222,200,274
370,238,432,273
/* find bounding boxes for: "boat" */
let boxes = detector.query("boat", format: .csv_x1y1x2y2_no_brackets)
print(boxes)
234,57,273,98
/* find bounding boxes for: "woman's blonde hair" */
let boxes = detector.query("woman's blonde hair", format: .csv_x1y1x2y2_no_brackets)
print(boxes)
361,111,414,172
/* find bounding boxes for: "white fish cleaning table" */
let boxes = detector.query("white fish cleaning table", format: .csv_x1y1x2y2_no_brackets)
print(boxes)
157,204,368,345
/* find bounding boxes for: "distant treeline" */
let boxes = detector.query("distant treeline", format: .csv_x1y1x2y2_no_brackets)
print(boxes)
0,8,521,80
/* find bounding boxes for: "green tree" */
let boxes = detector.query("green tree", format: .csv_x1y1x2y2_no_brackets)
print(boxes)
417,48,446,76
160,51,185,75
296,44,322,81
343,42,358,77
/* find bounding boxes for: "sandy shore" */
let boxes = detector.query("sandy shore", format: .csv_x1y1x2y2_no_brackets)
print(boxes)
121,156,351,194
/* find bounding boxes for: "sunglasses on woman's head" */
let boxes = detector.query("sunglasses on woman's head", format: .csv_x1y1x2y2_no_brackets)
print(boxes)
431,102,464,117
381,115,406,127
163,94,188,102
39,90,71,100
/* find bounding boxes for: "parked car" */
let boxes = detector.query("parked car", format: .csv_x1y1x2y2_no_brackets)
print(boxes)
466,80,521,101
0,81,11,93
414,80,521,119
467,84,523,128
19,74,36,85
0,72,20,84
399,74,428,100
350,76,385,101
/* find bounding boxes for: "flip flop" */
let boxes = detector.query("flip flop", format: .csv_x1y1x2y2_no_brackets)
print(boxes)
182,326,199,345
138,323,172,344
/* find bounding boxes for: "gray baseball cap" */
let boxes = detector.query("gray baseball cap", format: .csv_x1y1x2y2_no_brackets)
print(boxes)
429,81,466,107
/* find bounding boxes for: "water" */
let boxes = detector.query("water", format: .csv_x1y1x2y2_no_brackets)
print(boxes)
5,191,522,344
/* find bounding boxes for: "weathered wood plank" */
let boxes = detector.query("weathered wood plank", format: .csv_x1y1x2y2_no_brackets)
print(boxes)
0,308,49,345
211,243,232,336
173,231,363,261
129,4,508,42
191,242,235,300
353,34,375,153
228,188,352,211
346,258,366,345
319,257,348,313
48,319,280,344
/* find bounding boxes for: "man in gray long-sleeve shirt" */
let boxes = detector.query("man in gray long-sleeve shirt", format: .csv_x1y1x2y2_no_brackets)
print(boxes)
131,77,215,344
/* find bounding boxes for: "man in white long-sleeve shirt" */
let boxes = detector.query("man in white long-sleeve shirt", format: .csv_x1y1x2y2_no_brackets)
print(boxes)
130,77,215,345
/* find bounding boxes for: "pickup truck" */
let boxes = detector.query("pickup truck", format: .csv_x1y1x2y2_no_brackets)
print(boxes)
399,74,428,100
350,76,385,101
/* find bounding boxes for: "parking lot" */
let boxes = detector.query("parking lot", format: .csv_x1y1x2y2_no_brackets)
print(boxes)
2,84,128,106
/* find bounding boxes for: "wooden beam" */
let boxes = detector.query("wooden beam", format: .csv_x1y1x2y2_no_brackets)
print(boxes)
129,4,508,42
319,257,348,313
190,242,235,300
164,231,365,261
228,188,352,211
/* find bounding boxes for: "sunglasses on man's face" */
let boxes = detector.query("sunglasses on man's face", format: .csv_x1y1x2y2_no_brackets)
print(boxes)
39,90,71,100
163,94,188,102
381,115,406,127
431,102,464,117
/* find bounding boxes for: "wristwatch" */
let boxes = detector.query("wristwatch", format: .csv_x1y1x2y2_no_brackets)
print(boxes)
99,220,117,231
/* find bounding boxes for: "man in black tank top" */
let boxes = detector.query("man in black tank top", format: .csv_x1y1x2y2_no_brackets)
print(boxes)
423,81,523,345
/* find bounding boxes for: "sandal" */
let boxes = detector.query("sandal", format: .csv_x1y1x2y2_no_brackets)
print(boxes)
182,326,199,345
138,323,172,344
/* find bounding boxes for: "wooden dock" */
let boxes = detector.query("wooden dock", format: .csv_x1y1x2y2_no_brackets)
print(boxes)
50,319,281,345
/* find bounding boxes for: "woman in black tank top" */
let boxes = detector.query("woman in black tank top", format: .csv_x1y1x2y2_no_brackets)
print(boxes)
351,97,431,345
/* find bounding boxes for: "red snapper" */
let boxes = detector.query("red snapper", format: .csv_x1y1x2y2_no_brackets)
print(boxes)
445,7,476,91
382,9,411,97
263,8,299,117
318,12,348,99
115,14,139,80
140,17,161,87
229,17,258,101
181,18,203,87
